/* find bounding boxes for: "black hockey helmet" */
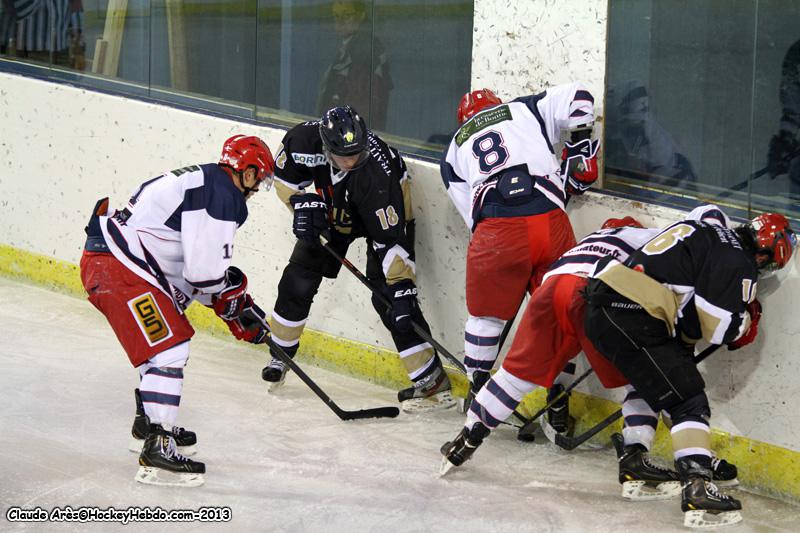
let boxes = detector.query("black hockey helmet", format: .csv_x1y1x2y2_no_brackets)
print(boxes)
319,105,369,160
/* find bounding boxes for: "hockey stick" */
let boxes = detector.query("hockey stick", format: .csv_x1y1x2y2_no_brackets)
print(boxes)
515,366,595,440
319,236,467,374
716,147,800,200
266,337,400,421
546,344,721,450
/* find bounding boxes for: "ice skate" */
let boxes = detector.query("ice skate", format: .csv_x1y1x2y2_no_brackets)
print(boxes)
540,384,575,444
461,371,490,414
262,357,290,392
612,433,681,501
135,424,205,487
398,364,456,413
128,389,197,455
712,455,739,487
677,457,742,528
439,422,490,476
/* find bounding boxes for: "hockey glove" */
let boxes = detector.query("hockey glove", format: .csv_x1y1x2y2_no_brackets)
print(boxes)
728,299,762,351
767,130,799,177
561,138,600,195
385,279,417,333
290,193,329,243
212,266,248,321
226,295,270,344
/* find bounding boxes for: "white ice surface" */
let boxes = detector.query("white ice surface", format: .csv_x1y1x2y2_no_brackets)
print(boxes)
0,278,798,532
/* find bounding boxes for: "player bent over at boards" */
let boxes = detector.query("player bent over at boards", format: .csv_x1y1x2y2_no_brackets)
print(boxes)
264,105,454,412
440,83,600,419
80,136,274,486
583,208,795,527
440,206,745,504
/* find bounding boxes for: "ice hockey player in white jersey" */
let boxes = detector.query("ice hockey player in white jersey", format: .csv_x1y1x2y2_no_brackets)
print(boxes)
583,205,796,527
440,83,600,415
79,135,275,486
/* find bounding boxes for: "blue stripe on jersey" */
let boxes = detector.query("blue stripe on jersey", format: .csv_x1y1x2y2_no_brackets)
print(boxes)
574,90,594,103
549,253,605,270
139,390,182,407
440,158,465,190
106,219,154,275
465,332,500,346
535,175,566,204
463,355,495,371
486,379,519,411
570,109,589,118
579,235,637,255
512,93,555,154
199,164,248,225
188,275,227,289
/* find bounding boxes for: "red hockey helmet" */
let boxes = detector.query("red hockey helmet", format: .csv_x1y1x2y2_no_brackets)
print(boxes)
749,213,796,271
601,216,644,229
220,135,275,189
456,89,502,125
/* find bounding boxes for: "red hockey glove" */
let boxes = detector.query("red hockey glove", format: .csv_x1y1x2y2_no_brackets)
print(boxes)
561,138,600,195
224,295,270,344
212,266,248,321
728,299,762,351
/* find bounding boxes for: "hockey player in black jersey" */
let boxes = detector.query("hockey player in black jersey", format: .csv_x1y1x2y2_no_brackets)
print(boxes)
262,105,455,412
583,210,796,528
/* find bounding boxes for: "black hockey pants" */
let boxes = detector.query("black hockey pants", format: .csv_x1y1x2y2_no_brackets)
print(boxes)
272,237,439,381
583,281,708,419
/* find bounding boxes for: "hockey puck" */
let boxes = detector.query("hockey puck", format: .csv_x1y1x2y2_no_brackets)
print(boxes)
517,432,535,443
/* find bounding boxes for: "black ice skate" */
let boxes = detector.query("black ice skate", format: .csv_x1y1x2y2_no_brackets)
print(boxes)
135,424,205,487
439,422,491,476
262,357,290,392
128,389,197,456
539,384,575,444
677,457,742,528
462,370,491,414
397,363,456,413
611,433,681,500
712,455,739,487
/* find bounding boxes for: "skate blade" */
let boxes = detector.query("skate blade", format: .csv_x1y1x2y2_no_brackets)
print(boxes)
683,509,742,528
135,466,204,487
621,480,681,501
401,391,457,414
267,378,287,393
128,438,197,457
439,456,457,477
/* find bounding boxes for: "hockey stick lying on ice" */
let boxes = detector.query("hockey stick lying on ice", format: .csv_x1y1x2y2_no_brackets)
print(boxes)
267,337,400,420
319,236,467,375
543,344,721,450
515,366,595,441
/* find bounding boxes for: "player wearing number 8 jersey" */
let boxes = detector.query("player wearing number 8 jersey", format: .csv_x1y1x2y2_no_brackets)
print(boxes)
264,106,454,412
440,83,600,409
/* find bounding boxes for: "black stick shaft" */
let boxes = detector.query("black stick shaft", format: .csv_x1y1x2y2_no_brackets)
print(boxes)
319,238,466,374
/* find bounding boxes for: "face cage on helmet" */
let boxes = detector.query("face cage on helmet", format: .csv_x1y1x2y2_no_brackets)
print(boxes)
323,146,370,172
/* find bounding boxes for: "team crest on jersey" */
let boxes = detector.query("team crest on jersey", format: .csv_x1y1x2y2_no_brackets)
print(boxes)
455,104,513,146
128,293,173,346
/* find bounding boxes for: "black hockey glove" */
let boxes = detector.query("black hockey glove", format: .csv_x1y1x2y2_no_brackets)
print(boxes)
290,193,329,243
385,280,417,333
767,130,799,177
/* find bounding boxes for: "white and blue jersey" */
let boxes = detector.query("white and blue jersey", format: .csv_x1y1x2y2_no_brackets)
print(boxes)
441,82,595,230
99,164,247,308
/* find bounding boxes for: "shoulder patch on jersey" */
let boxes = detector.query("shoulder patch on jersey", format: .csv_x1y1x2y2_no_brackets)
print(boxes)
292,152,328,167
455,104,513,146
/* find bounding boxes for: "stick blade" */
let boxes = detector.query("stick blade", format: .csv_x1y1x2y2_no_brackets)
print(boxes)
339,406,400,420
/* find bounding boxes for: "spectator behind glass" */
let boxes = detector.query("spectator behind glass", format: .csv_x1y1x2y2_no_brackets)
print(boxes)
605,80,697,195
766,38,800,193
0,0,84,69
317,0,393,131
